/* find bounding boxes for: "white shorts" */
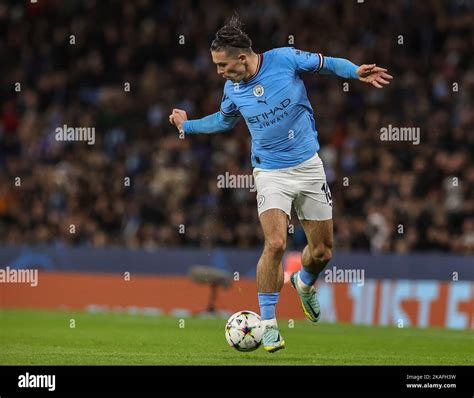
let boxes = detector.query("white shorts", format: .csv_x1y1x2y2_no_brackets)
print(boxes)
252,152,332,221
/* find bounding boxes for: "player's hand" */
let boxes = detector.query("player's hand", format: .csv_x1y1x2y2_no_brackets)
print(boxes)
169,108,188,132
356,64,393,88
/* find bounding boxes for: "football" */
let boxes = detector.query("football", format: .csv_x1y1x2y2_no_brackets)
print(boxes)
225,310,264,352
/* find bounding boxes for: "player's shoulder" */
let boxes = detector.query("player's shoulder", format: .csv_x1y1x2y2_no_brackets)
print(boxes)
264,46,297,59
266,47,319,60
263,47,301,68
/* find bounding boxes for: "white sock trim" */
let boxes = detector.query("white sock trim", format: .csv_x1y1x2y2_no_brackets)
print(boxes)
261,318,278,327
297,272,312,292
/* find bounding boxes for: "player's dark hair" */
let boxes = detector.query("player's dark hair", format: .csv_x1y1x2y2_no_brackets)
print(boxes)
211,14,252,54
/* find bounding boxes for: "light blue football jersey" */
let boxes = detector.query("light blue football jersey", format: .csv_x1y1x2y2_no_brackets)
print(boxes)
220,47,324,169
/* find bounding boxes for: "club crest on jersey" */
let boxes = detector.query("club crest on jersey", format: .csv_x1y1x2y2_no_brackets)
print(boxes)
253,84,264,97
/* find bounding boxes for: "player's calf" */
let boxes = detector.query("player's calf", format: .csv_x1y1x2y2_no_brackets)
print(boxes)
302,243,332,276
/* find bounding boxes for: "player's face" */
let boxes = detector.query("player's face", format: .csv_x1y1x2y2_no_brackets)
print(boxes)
211,50,248,82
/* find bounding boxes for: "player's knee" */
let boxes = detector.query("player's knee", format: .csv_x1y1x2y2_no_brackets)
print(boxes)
311,244,332,264
264,236,287,256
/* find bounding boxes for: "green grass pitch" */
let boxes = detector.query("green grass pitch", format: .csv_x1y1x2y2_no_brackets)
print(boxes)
1,309,473,365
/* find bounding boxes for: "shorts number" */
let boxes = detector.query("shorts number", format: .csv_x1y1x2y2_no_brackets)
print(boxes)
321,183,332,206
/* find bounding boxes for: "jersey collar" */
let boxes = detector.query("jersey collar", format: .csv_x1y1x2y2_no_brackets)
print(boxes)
243,53,263,84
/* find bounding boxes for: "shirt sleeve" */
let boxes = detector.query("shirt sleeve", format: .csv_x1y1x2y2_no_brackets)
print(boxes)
320,56,359,79
220,90,240,117
283,47,324,73
281,47,359,79
182,112,240,134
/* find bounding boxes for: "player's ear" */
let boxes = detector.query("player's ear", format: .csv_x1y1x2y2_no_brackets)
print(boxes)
238,53,247,64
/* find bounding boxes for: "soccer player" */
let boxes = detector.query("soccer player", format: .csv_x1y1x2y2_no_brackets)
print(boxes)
169,16,392,352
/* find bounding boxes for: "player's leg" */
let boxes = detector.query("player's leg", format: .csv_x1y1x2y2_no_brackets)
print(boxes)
256,209,286,293
253,165,296,352
290,153,333,323
299,219,333,285
290,220,332,323
256,208,287,352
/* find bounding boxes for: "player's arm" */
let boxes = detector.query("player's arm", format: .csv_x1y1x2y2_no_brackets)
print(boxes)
318,56,359,79
169,109,240,134
288,48,393,88
321,57,393,88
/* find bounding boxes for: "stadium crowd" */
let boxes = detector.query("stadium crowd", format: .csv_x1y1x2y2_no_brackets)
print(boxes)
0,0,472,253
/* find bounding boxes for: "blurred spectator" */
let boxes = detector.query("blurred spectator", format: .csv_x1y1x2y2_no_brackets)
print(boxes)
0,0,472,253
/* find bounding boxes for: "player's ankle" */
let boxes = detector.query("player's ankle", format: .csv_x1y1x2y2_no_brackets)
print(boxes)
297,272,313,292
261,318,278,328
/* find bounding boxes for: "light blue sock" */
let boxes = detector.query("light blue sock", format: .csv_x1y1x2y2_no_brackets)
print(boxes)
299,267,319,286
258,292,279,320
